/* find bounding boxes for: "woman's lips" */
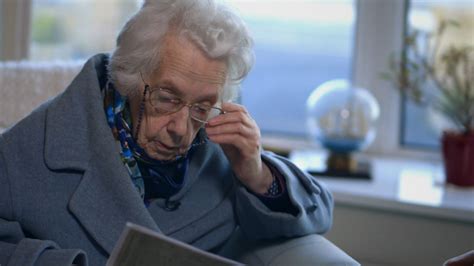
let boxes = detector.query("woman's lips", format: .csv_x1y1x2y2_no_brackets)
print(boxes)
154,141,179,154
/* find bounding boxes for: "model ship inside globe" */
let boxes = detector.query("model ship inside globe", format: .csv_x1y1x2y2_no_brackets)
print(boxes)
306,79,380,178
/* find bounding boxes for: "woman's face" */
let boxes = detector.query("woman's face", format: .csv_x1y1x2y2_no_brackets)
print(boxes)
129,34,227,161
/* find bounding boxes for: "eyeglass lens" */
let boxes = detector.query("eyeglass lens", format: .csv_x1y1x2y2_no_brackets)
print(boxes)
149,89,223,123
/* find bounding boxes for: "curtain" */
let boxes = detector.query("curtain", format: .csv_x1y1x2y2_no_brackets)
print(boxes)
0,0,32,61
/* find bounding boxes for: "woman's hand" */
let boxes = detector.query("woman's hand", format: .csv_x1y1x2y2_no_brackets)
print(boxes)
206,103,273,194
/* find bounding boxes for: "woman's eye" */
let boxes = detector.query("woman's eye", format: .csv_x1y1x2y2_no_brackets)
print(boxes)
193,105,210,113
161,97,180,104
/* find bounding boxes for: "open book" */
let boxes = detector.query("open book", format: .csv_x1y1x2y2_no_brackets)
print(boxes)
107,223,242,266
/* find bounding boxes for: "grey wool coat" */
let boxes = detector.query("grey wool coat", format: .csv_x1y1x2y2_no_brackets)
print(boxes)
0,54,334,266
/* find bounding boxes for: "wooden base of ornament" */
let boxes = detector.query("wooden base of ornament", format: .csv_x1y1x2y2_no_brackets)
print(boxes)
308,152,372,180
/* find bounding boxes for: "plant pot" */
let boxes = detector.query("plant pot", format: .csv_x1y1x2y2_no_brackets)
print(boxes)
442,131,474,187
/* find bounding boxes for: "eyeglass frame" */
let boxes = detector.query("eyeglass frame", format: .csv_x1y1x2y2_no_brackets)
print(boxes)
146,86,225,124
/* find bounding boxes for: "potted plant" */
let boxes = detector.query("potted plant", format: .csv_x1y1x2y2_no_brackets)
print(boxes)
383,20,474,187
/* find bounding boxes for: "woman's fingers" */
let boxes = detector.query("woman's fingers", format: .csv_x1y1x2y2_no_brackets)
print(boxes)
207,110,251,127
206,122,251,136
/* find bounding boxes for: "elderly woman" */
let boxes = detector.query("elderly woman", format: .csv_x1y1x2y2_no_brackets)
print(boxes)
0,1,359,265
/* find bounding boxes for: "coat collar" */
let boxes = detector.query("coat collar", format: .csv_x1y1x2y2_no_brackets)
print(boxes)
43,54,159,255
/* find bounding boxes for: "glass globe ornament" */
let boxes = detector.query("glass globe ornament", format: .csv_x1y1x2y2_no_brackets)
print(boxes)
306,79,380,154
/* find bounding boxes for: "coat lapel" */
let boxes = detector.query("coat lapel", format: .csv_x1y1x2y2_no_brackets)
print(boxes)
68,156,160,254
43,54,159,255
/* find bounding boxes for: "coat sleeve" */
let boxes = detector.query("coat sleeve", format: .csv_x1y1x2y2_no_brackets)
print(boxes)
234,150,334,240
0,135,87,266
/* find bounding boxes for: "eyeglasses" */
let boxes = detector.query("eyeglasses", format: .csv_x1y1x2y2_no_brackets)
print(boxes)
147,87,224,124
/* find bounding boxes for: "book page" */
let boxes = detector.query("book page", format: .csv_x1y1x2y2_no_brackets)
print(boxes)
107,223,242,266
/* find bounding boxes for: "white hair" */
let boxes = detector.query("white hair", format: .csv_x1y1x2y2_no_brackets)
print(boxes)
108,0,254,102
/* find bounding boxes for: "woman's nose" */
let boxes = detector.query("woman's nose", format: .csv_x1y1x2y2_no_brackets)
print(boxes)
167,105,192,137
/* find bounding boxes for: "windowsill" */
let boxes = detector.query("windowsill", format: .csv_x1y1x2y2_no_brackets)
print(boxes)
289,149,474,224
262,134,442,162
261,134,320,157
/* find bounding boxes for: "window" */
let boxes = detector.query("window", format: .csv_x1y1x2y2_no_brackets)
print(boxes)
3,0,460,158
28,1,355,137
30,0,140,61
401,0,474,149
30,0,356,137
229,0,355,137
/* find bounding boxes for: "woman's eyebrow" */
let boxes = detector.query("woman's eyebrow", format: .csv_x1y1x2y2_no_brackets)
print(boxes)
195,93,218,104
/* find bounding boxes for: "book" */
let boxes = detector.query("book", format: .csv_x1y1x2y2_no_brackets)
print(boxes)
107,222,242,266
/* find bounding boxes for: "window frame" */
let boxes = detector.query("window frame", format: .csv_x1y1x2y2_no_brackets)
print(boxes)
265,0,440,161
0,0,31,60
353,0,439,160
